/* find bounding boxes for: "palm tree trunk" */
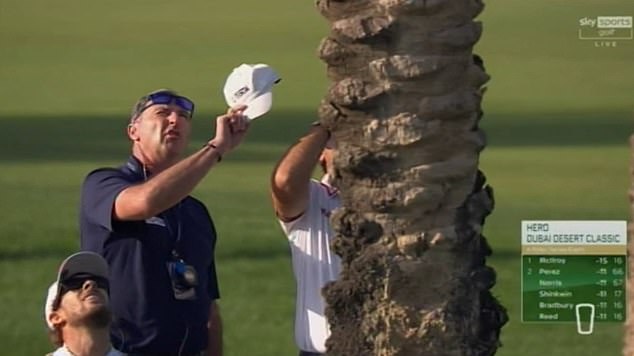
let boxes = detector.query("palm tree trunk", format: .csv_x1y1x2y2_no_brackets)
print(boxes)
316,1,507,355
624,135,634,356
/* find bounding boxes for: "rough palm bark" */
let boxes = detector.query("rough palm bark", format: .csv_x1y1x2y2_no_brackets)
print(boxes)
316,1,507,355
625,135,634,356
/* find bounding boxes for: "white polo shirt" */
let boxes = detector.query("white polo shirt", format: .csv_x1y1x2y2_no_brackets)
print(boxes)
279,177,341,353
48,345,124,356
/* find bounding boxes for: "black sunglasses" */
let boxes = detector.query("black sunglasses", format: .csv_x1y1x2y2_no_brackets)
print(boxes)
53,275,109,310
134,92,195,120
62,275,109,291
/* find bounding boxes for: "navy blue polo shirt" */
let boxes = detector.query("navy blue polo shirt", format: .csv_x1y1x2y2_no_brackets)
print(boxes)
79,156,220,354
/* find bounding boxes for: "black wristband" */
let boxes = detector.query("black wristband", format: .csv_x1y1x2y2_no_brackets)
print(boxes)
204,142,222,162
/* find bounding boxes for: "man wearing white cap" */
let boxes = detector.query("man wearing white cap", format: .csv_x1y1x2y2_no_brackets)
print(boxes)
44,251,123,356
271,122,341,355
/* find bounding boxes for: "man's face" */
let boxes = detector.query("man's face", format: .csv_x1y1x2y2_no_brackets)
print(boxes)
52,276,112,329
128,103,193,162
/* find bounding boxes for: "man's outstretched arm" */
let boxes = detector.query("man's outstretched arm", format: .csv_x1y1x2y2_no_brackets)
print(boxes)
271,124,330,221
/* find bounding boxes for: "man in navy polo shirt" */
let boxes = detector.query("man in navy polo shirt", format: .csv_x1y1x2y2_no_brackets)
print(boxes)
79,89,249,355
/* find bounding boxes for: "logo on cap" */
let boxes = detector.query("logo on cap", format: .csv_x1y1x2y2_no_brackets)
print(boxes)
233,86,250,100
223,63,281,121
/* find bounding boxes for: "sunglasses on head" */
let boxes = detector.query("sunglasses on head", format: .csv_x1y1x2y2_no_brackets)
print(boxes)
134,92,195,120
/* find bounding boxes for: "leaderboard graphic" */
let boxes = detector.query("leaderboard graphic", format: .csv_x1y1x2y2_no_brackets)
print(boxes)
521,221,626,334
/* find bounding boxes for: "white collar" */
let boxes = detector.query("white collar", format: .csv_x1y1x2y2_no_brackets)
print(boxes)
52,345,124,356
321,173,334,187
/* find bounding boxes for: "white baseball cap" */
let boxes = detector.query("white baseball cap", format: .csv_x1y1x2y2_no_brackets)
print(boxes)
44,251,109,329
223,63,281,120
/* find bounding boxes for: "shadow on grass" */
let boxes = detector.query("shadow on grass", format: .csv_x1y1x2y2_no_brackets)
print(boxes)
0,241,516,263
0,242,292,262
218,244,291,261
481,111,632,148
0,245,78,261
488,249,520,261
0,109,630,163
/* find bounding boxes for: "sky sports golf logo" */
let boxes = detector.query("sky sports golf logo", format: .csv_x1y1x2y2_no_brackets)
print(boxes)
578,16,633,41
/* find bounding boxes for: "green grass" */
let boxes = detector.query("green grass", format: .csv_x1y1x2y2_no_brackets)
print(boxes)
0,0,633,354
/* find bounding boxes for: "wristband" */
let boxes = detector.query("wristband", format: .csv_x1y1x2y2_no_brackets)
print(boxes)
204,142,223,162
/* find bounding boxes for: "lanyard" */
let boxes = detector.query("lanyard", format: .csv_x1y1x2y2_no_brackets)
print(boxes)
123,156,184,258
